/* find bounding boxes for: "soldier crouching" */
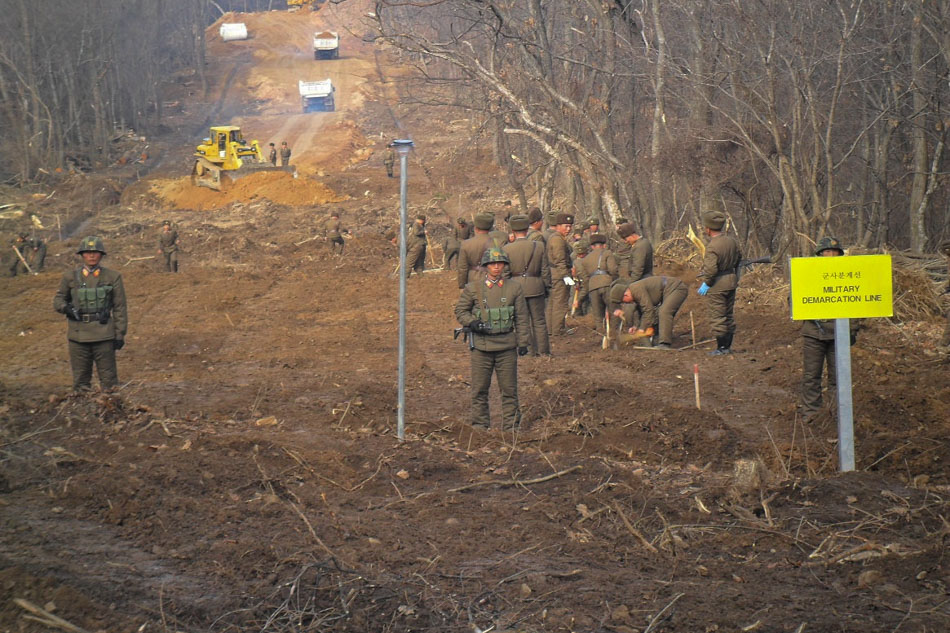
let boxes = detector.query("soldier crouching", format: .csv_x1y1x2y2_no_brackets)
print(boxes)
53,236,128,392
455,248,530,430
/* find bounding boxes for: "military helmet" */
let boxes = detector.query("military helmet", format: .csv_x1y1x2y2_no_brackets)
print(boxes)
814,236,844,256
77,235,106,255
162,219,171,226
481,247,509,265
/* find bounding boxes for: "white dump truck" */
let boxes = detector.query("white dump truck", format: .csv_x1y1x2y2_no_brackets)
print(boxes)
299,79,335,112
313,31,340,60
219,23,248,41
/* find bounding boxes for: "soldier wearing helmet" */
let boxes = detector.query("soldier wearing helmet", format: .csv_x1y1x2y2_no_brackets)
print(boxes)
53,235,128,392
455,247,530,430
157,220,180,272
800,236,861,422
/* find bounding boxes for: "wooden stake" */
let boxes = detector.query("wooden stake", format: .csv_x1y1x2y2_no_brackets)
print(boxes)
693,363,701,410
11,245,36,275
690,311,696,347
602,309,610,349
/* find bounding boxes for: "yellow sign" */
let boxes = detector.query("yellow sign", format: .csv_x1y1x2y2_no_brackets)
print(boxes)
790,254,893,320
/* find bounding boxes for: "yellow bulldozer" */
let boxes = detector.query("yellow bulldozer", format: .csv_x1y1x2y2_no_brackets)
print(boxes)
191,126,294,191
287,0,318,11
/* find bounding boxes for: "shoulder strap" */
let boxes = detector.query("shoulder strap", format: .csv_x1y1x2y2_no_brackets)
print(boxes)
523,240,540,276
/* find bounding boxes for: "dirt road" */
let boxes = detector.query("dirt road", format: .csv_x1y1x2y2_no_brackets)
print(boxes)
1,2,949,632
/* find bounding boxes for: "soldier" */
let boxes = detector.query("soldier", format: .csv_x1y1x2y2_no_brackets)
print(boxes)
587,217,601,236
279,141,292,167
546,212,575,336
324,210,346,255
443,218,471,270
157,220,180,272
504,214,551,356
26,235,47,272
457,212,495,288
383,146,395,178
268,142,278,166
405,215,428,276
526,207,546,246
616,223,653,281
53,236,128,392
941,240,950,349
610,276,688,349
696,210,742,355
455,247,530,429
9,233,31,276
574,234,618,328
801,237,861,420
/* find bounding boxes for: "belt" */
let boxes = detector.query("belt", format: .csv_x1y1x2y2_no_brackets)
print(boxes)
80,313,103,323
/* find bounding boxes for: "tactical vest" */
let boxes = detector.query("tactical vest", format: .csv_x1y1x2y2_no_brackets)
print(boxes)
474,281,515,334
74,269,114,316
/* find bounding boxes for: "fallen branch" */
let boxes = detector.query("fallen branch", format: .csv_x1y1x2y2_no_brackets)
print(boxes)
679,338,716,350
611,503,659,553
448,464,582,493
124,255,155,266
295,235,320,247
643,592,685,633
14,599,90,633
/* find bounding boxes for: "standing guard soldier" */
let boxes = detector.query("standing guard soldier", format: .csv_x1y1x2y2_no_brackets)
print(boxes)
504,214,551,356
53,236,128,392
324,209,346,254
457,212,495,288
546,212,575,336
800,237,862,421
616,223,653,282
610,276,688,348
443,217,471,270
696,210,742,355
405,215,428,276
383,146,395,178
268,142,278,166
279,141,292,167
574,234,618,328
157,220,180,272
455,248,530,429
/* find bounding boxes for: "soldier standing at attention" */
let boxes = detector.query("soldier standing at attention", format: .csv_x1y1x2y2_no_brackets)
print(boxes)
457,213,495,288
157,220,180,272
610,276,688,349
444,218,471,270
279,141,292,167
405,215,428,276
800,237,862,421
455,248,530,430
268,142,278,166
616,223,653,281
324,209,346,255
546,212,575,337
697,210,742,355
53,236,128,392
504,214,551,356
574,234,618,328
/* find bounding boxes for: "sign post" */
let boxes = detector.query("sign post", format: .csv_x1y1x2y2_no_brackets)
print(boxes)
393,139,414,441
789,254,893,472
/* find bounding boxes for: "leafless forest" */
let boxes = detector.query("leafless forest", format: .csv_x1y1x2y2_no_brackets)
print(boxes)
3,0,950,254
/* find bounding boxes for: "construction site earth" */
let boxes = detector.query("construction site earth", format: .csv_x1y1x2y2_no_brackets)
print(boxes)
2,4,949,633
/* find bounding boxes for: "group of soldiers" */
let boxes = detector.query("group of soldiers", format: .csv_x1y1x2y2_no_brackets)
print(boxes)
267,141,292,167
449,207,743,429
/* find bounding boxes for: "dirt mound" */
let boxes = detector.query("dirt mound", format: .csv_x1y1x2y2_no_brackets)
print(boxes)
148,171,346,210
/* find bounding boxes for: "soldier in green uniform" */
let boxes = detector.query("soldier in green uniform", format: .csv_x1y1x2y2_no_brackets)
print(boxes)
610,276,688,348
941,240,950,349
616,223,653,281
697,210,742,355
9,233,32,276
53,236,128,392
800,237,861,420
443,218,471,270
504,214,550,356
457,213,495,288
383,146,395,178
526,207,546,246
546,212,575,336
26,235,46,272
574,234,618,328
455,248,530,429
324,210,346,255
157,220,180,272
405,215,428,276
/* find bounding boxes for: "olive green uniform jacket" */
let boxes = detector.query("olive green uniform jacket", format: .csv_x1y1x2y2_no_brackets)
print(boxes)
455,279,530,352
575,247,618,303
503,238,550,298
457,232,493,288
54,266,128,343
626,237,654,282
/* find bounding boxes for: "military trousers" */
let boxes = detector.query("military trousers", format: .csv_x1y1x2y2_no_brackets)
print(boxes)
328,236,344,254
470,347,520,429
705,289,736,337
547,279,570,336
588,287,610,330
30,245,47,271
444,246,459,270
406,244,426,275
656,282,688,345
163,250,179,272
69,339,119,391
525,295,550,355
801,335,839,418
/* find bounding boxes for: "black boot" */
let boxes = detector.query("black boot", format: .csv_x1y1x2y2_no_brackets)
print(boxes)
709,333,734,356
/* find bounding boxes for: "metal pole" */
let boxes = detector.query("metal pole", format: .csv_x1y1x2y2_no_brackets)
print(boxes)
834,318,855,471
393,140,414,441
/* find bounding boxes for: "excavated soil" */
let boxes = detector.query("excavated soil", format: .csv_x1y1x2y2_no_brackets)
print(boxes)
2,2,949,633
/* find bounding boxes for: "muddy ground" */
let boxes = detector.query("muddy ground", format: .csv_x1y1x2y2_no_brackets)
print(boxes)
2,3,949,632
